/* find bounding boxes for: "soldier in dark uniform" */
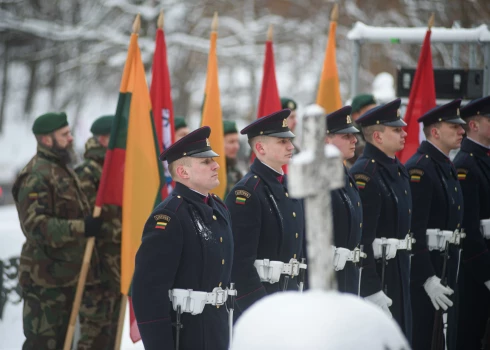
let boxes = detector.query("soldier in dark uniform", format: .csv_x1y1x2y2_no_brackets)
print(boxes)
346,94,377,168
405,99,465,350
12,112,102,350
226,109,305,317
223,120,243,197
324,106,363,294
132,126,234,350
350,98,413,341
453,96,490,350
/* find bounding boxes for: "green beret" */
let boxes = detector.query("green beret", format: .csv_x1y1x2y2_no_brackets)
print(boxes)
32,112,69,135
223,120,238,135
351,94,377,114
280,97,297,111
90,115,114,135
174,117,187,131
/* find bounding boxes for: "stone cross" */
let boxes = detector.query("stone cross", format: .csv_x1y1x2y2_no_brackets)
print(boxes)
288,105,344,290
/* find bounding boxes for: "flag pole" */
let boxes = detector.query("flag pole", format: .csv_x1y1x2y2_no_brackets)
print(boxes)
63,208,100,350
331,3,339,22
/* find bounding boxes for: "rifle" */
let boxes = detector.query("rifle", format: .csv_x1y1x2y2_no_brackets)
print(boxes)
481,315,490,349
431,241,450,350
381,239,387,294
174,305,183,350
298,258,307,292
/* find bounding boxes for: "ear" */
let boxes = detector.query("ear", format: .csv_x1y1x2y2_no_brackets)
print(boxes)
175,164,190,180
373,130,383,144
255,140,266,156
41,135,53,147
324,135,331,144
430,126,439,139
468,119,479,132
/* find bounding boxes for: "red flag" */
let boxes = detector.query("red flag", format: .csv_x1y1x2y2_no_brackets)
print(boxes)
254,39,285,171
150,20,175,199
257,40,282,119
397,29,436,163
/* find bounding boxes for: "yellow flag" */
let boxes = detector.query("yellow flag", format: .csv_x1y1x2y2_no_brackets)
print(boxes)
316,21,342,112
201,31,226,198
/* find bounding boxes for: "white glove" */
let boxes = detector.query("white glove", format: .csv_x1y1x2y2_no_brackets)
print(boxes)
372,238,399,260
484,280,490,292
333,247,350,271
423,276,454,311
365,291,393,317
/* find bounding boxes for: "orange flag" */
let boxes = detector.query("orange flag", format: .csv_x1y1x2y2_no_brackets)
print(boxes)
201,13,226,198
316,5,342,113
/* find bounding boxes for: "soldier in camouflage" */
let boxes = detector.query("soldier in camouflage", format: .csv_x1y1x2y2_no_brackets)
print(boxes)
12,112,103,350
75,115,123,350
223,120,243,198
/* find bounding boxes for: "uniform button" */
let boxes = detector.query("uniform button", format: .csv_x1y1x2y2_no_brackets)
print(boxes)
360,223,363,228
217,305,220,309
457,223,461,228
426,155,429,158
470,153,473,157
350,183,353,187
219,282,222,287
358,202,360,207
405,190,408,195
293,212,296,217
295,233,299,239
285,192,289,197
455,187,458,192
458,206,461,210
371,160,375,163
177,196,181,198
213,215,217,220
293,254,297,259
222,259,225,265
398,172,401,176
254,175,258,178
220,237,223,243
409,209,411,214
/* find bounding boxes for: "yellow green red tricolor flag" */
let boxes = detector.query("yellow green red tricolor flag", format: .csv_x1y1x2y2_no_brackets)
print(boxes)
95,25,164,296
316,5,342,113
201,14,226,199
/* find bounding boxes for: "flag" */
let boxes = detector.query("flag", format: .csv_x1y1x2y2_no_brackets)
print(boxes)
316,19,342,113
96,29,164,303
150,19,175,198
201,28,226,198
256,40,282,119
396,29,436,163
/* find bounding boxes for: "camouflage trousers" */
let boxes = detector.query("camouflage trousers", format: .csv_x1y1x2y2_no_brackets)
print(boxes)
22,284,76,350
77,243,122,350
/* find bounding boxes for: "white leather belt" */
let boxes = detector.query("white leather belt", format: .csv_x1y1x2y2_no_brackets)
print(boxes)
372,234,416,260
481,219,490,239
333,246,367,271
426,229,466,251
169,287,237,315
254,258,308,284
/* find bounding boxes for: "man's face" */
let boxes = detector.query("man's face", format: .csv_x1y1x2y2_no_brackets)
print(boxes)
326,133,358,160
287,110,297,132
259,136,295,168
97,135,110,148
175,127,190,142
475,116,490,145
437,122,465,150
224,133,240,159
185,157,220,193
48,126,75,164
378,126,407,153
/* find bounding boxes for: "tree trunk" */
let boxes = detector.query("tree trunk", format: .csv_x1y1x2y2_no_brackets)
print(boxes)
0,41,9,134
24,59,38,119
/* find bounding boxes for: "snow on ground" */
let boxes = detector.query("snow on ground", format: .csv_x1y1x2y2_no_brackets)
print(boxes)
0,205,145,350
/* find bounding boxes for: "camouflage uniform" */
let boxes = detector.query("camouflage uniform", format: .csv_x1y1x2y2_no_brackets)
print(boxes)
225,157,243,198
75,137,122,350
12,144,96,350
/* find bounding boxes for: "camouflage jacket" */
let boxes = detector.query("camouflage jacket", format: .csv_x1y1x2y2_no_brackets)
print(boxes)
75,138,122,287
12,145,97,288
225,157,243,198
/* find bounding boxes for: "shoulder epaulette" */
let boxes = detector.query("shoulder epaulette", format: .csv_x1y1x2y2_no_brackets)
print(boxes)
359,158,378,176
241,173,261,192
415,153,431,166
162,194,184,213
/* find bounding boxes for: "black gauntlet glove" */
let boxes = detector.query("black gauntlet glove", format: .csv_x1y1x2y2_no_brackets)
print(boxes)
84,216,103,238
